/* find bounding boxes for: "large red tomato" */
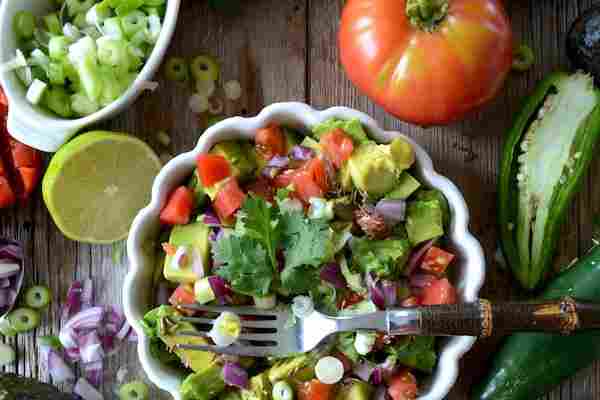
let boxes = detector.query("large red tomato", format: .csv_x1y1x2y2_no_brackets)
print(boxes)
339,0,513,126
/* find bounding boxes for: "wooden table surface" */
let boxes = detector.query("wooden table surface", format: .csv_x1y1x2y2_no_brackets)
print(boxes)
2,0,600,398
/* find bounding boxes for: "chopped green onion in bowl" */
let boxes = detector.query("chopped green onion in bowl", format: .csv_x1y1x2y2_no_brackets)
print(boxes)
4,0,165,118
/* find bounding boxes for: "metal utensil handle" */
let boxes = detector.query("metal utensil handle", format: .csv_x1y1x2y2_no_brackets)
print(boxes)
389,297,600,337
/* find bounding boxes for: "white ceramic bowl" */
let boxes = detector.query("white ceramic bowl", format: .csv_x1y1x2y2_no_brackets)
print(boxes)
0,0,181,152
124,102,486,400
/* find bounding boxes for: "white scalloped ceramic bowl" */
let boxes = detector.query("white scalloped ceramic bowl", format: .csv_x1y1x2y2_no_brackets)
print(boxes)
0,0,181,152
124,102,486,400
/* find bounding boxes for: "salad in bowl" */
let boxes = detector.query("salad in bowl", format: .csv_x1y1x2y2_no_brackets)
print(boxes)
124,103,485,400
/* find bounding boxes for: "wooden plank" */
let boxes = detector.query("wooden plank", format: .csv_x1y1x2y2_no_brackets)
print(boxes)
308,0,599,399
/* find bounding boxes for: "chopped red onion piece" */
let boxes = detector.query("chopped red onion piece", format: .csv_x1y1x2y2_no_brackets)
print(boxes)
222,362,249,389
353,360,376,382
0,262,20,279
83,359,104,387
74,377,104,400
320,263,347,289
410,273,437,288
203,209,221,227
78,330,104,364
0,239,23,261
65,346,81,362
267,155,290,168
208,276,231,304
381,281,397,307
64,306,105,331
375,199,406,225
290,145,315,161
61,281,83,325
370,367,384,385
366,273,385,310
81,279,93,309
115,321,131,341
406,239,435,275
0,278,10,288
40,345,75,383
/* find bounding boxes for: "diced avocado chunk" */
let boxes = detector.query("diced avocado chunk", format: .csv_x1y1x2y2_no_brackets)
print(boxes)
346,143,398,197
210,140,257,182
300,136,321,152
335,379,374,400
405,199,444,245
241,373,272,400
350,237,411,278
188,170,208,209
312,118,371,144
414,189,450,227
386,172,421,200
162,322,218,373
390,137,415,171
143,306,218,373
164,221,210,283
181,366,226,400
268,354,311,383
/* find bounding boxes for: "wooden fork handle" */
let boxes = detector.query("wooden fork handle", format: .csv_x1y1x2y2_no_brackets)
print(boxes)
393,297,600,337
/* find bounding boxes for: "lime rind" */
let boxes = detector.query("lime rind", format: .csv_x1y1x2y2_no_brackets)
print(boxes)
43,131,161,244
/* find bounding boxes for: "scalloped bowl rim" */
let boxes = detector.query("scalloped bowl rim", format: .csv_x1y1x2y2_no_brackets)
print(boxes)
124,102,486,400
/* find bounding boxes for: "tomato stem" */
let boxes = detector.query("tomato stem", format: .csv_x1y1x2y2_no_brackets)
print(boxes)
406,0,449,32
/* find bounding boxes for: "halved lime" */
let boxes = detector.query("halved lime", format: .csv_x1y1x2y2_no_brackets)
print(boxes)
43,131,162,244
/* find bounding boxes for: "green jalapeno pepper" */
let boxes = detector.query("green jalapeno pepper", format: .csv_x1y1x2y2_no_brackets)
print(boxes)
498,72,600,290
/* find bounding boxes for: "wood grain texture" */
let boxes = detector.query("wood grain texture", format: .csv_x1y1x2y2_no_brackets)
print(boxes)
1,0,599,399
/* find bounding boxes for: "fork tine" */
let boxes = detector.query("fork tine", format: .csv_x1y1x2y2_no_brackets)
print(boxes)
178,304,280,317
179,316,279,329
175,330,278,343
176,343,276,358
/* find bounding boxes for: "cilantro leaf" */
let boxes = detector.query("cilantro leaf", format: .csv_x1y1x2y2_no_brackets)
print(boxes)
386,336,437,373
281,264,320,294
235,195,281,269
214,234,273,296
281,211,330,270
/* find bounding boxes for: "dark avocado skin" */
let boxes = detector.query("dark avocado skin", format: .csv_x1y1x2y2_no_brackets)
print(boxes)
472,246,600,400
0,374,77,400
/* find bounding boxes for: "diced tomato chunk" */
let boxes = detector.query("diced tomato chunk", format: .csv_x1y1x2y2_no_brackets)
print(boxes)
17,167,40,198
169,284,196,306
338,291,365,309
214,178,246,221
304,158,330,192
297,379,334,400
196,154,231,187
8,138,41,169
255,123,286,160
388,370,418,400
245,177,274,201
0,176,16,208
419,278,457,305
160,186,194,226
421,246,455,275
320,129,354,169
0,87,8,115
291,170,323,203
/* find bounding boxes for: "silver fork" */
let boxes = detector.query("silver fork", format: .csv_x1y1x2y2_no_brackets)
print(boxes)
173,297,600,357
